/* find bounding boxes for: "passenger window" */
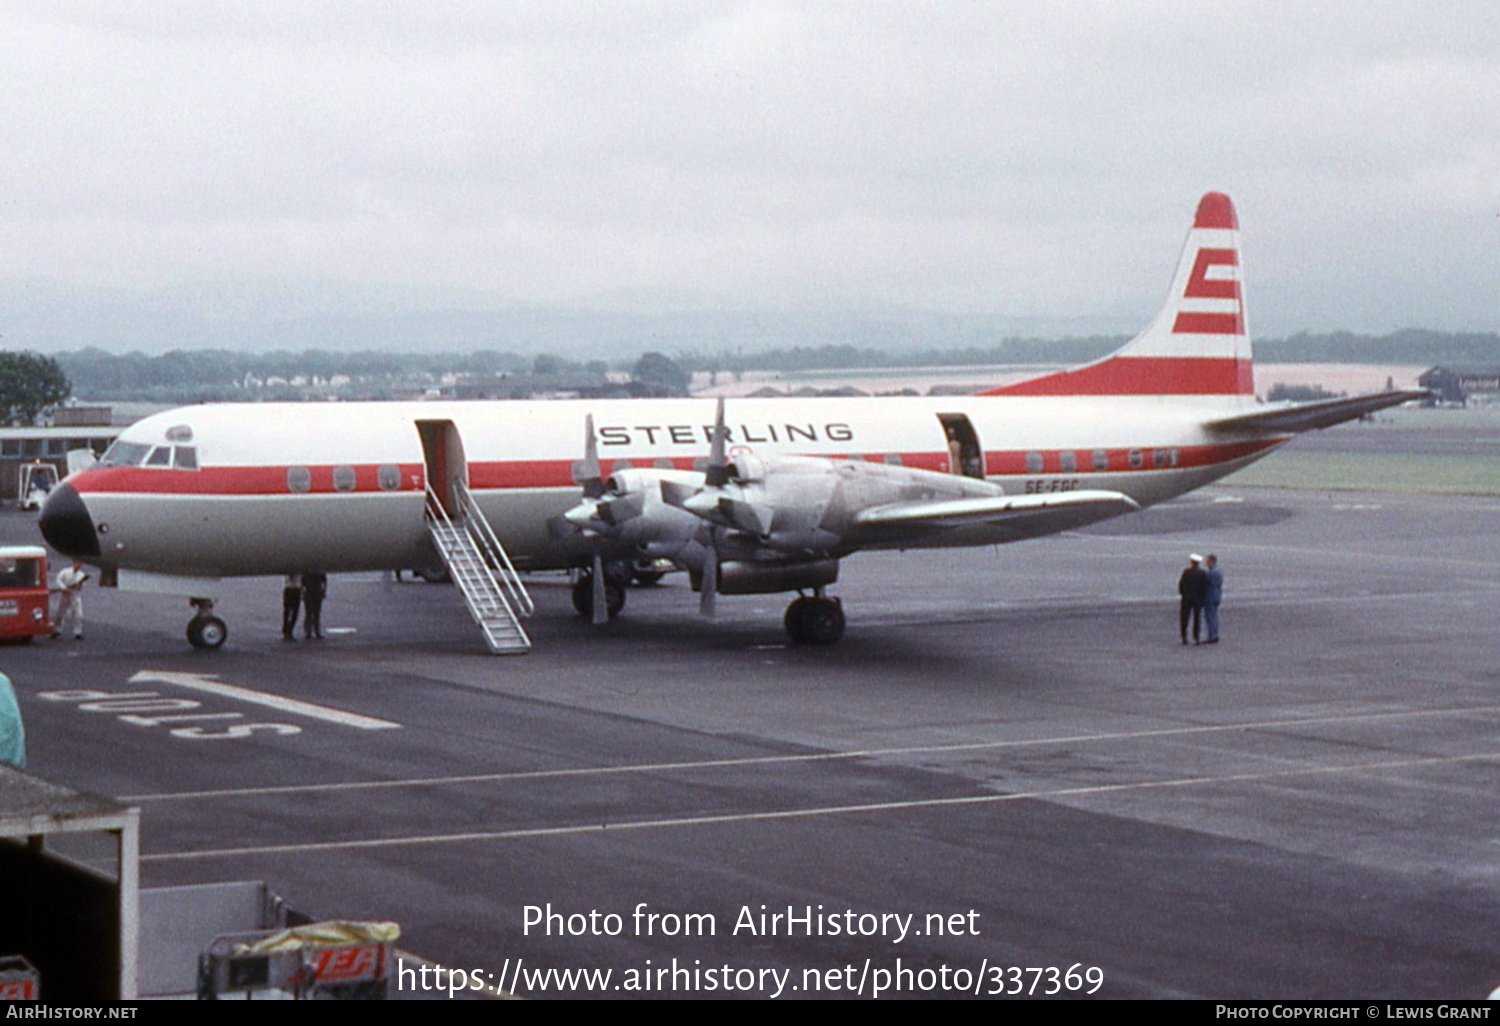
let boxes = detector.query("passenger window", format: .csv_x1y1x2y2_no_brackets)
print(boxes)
884,453,903,466
378,465,400,491
333,466,356,492
146,446,172,466
173,446,199,470
287,467,311,493
1025,451,1044,474
653,458,674,470
1092,449,1109,472
1128,448,1144,469
1059,451,1077,474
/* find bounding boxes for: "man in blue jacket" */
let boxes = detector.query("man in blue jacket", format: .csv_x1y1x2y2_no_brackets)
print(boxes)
1203,554,1224,644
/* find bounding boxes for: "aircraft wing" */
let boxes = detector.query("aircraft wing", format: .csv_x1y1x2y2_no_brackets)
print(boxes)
1204,389,1427,435
848,489,1139,548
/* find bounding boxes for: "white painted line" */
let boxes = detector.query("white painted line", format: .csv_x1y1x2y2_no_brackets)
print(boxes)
140,749,1500,863
129,670,400,731
121,703,1500,803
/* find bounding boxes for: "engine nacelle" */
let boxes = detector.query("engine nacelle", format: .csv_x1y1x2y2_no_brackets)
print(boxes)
712,558,839,596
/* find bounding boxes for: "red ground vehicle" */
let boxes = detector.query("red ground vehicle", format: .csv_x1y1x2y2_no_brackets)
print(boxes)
0,546,52,640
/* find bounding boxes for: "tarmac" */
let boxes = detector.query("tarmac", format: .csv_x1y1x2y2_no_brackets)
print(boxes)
6,411,1500,999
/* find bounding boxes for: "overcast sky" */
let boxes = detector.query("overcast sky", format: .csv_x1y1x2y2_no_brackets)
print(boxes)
1,1,1497,352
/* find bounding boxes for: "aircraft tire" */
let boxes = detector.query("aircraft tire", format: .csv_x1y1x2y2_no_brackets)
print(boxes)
572,571,626,620
187,614,228,650
785,596,844,645
784,597,815,642
799,598,845,645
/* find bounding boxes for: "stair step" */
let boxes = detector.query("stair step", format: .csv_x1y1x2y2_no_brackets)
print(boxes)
429,509,532,655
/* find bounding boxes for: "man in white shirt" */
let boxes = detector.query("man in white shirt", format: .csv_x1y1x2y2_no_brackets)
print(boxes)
53,559,88,641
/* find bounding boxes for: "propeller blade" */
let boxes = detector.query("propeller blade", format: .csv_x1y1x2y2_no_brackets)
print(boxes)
704,397,731,487
597,490,646,527
572,414,605,499
699,536,717,618
660,478,698,510
591,551,608,625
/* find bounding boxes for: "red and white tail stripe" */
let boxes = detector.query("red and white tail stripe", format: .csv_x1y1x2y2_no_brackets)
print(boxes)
982,192,1253,397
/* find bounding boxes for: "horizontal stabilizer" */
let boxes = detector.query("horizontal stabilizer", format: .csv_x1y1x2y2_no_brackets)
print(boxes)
1205,390,1427,436
851,489,1138,548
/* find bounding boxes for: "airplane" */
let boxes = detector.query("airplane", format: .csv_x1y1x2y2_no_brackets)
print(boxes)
38,193,1423,651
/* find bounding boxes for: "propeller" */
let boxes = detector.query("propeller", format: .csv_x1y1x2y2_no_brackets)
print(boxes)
563,415,618,625
655,398,780,617
698,398,730,617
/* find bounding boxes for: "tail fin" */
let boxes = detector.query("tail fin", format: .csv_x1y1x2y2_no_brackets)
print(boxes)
981,192,1253,397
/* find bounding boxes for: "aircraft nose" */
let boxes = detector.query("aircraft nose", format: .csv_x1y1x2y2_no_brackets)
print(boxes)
39,483,101,559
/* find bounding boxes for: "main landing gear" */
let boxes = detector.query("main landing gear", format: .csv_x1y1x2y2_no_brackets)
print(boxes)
571,566,627,620
784,592,845,645
187,598,227,650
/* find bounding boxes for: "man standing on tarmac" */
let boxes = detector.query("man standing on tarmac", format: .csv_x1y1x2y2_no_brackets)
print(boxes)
302,573,327,640
282,574,302,640
53,559,88,641
1203,554,1224,644
1178,554,1209,645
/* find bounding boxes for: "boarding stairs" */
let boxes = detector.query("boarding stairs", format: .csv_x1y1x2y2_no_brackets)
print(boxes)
425,481,534,654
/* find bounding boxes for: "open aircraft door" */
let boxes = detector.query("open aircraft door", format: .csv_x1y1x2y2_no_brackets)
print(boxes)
936,413,985,479
415,420,468,518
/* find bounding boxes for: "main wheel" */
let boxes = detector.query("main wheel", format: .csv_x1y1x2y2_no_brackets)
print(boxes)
572,571,626,619
784,596,816,642
187,614,228,649
785,596,845,645
800,598,845,645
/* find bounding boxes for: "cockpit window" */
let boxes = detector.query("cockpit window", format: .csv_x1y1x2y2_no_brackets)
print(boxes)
100,441,152,466
99,439,202,470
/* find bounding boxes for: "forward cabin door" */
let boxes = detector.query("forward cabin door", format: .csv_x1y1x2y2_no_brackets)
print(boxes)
936,413,985,479
416,420,469,517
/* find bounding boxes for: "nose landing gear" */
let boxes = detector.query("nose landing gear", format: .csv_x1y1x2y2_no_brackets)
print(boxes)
187,598,227,649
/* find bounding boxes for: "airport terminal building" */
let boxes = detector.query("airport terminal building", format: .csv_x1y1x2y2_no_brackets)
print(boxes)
1417,366,1500,406
0,407,121,503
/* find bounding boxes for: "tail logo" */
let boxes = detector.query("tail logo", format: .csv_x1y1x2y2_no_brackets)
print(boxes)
1172,248,1244,335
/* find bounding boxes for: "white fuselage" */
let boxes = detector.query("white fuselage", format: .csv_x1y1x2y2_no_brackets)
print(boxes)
58,394,1284,579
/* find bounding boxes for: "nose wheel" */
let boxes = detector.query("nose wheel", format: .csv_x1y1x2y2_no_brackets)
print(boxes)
187,598,227,649
784,595,845,645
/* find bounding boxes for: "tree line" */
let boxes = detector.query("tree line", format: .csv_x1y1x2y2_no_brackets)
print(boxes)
0,327,1495,420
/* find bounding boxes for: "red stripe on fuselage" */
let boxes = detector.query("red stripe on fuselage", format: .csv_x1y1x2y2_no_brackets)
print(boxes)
73,463,427,495
979,357,1254,397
